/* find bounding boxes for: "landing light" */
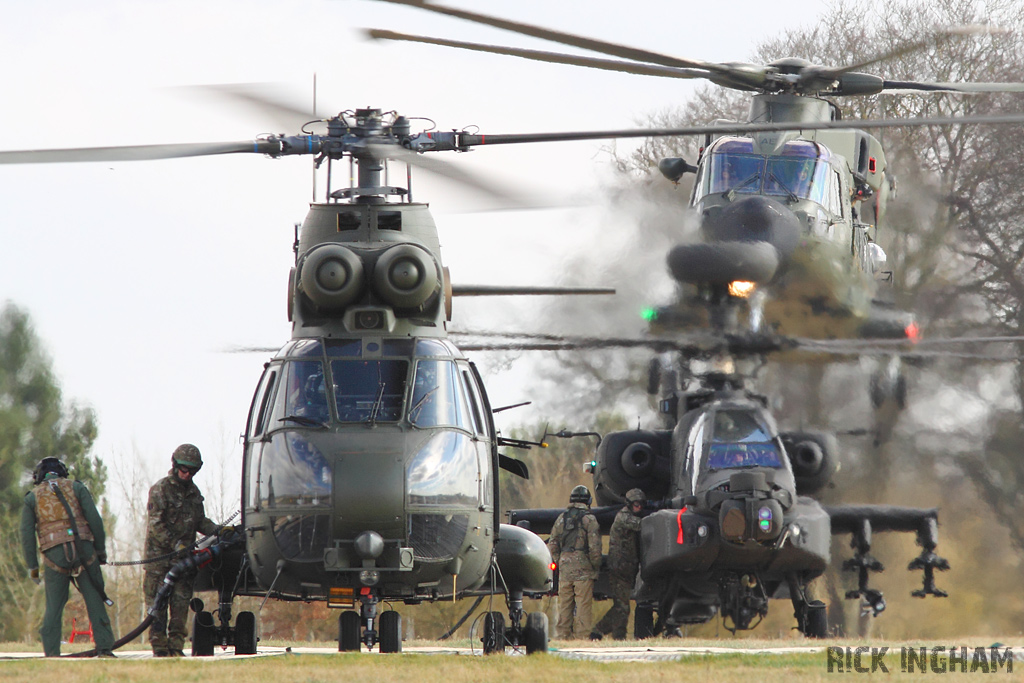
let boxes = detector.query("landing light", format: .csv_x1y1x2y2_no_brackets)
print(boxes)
728,281,757,298
359,570,381,586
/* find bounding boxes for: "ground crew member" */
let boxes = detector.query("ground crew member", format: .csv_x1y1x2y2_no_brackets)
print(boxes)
591,488,645,640
547,485,602,640
144,444,222,657
20,456,116,657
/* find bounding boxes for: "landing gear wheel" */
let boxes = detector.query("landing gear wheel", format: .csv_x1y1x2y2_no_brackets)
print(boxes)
803,600,828,638
523,612,548,654
634,603,655,640
379,611,402,653
482,612,505,654
338,610,361,652
234,611,257,655
191,611,216,657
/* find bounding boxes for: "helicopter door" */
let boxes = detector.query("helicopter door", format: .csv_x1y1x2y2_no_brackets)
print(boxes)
244,365,280,512
458,361,491,507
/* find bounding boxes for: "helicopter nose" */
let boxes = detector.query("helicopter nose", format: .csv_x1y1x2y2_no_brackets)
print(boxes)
702,195,802,256
667,241,779,285
667,196,802,285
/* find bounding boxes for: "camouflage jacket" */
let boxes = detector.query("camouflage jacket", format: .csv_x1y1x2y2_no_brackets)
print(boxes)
145,470,219,558
546,503,602,581
607,507,642,577
20,476,107,571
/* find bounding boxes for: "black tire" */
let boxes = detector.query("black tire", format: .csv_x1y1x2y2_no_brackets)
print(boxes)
869,373,886,408
524,612,548,655
338,610,361,652
668,241,779,285
482,612,505,655
379,611,402,653
234,611,257,655
803,600,828,638
634,603,655,640
191,611,216,657
895,374,907,410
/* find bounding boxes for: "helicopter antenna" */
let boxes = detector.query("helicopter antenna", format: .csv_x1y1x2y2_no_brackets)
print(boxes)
311,73,318,202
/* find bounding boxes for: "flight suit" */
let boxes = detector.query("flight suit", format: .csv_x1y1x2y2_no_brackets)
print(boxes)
592,505,642,639
547,502,602,639
143,470,219,654
20,475,115,656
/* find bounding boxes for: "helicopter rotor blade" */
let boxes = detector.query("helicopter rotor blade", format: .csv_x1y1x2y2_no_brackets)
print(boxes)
363,142,558,209
365,29,710,81
176,83,321,132
0,140,285,165
455,112,1024,148
450,329,1024,360
451,285,615,297
371,0,718,73
807,25,1002,81
881,80,1024,93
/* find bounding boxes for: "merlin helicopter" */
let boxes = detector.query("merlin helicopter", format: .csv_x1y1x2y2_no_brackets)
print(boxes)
366,0,1024,349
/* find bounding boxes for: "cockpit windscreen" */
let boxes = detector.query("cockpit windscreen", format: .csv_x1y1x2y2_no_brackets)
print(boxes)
706,409,783,470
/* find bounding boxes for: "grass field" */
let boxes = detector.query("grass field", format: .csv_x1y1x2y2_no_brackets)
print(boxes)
1,637,1018,682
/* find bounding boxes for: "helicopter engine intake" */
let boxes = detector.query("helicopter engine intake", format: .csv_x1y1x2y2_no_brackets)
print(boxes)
780,431,838,496
592,429,672,506
299,244,365,311
372,243,440,309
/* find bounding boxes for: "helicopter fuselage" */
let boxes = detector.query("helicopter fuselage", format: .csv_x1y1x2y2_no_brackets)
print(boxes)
662,94,903,339
236,334,510,603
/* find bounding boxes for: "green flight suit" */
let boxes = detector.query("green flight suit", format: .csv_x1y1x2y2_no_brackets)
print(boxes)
20,475,115,657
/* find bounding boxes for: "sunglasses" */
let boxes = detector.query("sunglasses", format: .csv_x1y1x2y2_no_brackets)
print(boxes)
176,465,199,476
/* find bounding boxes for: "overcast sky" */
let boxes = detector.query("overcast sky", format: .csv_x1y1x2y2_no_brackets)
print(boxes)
0,0,834,508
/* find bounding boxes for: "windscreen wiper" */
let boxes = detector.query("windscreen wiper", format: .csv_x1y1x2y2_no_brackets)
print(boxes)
278,414,327,429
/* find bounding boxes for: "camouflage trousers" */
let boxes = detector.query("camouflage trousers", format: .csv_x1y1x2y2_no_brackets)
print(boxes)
556,578,594,640
144,562,196,652
593,572,634,640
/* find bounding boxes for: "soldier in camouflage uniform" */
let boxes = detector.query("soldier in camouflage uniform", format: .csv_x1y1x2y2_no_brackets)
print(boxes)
144,444,221,657
20,457,116,657
546,485,602,640
591,488,645,641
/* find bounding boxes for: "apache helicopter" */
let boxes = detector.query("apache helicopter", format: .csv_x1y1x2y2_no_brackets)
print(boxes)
495,333,951,637
366,0,1024,398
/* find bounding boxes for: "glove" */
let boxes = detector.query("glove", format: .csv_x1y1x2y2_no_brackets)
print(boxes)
29,568,40,585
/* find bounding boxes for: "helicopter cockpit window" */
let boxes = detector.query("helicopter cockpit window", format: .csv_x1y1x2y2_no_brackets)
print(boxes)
330,359,408,422
763,158,830,204
700,138,832,206
415,339,453,357
409,359,470,429
288,339,323,358
277,360,330,426
259,431,332,508
708,153,764,195
324,339,362,357
247,367,278,439
705,409,783,470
